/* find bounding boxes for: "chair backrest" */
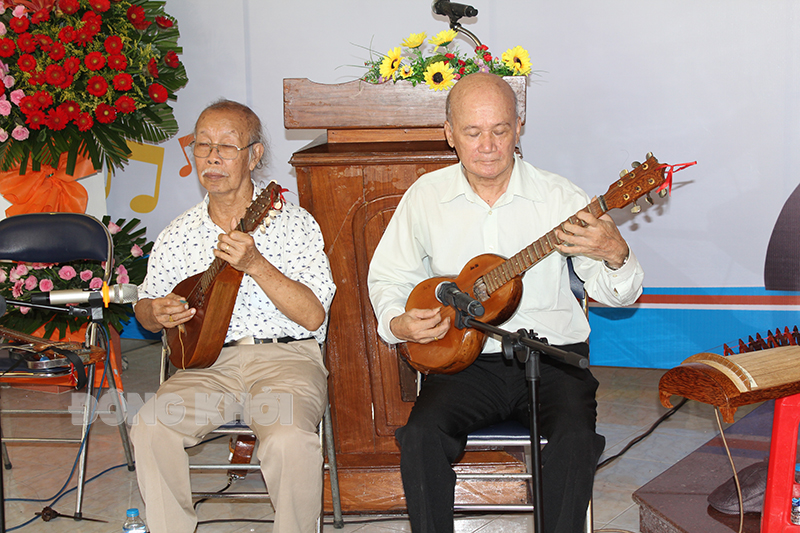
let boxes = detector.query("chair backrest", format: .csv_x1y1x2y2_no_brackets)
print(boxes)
0,213,114,283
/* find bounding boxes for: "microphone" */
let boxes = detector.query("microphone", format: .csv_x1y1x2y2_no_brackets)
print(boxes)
436,281,484,317
30,283,139,307
432,0,478,21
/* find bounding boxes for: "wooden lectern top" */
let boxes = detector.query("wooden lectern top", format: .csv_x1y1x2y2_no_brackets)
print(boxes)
283,77,527,143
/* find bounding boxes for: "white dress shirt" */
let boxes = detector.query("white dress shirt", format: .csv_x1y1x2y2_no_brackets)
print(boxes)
367,155,644,352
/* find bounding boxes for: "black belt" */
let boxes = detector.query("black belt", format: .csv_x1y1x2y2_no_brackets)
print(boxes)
223,336,309,348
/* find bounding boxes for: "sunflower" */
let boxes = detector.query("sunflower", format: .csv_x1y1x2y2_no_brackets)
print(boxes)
429,29,458,47
501,46,532,75
398,64,414,79
423,61,455,91
402,32,426,49
379,47,403,79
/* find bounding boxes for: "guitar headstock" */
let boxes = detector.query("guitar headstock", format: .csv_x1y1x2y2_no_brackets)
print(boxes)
602,153,667,213
241,181,283,233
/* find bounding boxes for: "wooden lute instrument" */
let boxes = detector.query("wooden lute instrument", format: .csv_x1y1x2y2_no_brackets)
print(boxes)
166,181,283,369
402,153,669,375
0,325,105,368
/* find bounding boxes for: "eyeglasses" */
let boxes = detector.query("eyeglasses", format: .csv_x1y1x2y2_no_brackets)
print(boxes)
189,141,256,160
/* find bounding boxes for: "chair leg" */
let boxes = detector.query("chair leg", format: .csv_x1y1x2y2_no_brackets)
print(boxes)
585,497,594,533
323,403,344,529
0,427,10,470
74,364,95,519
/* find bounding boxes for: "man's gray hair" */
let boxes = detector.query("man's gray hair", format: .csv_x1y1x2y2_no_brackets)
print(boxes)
194,99,269,170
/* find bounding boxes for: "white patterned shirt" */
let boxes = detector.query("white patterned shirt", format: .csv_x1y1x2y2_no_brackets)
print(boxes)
137,183,335,343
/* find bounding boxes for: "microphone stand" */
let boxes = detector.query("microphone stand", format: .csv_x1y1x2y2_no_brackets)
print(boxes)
0,296,102,532
450,307,589,533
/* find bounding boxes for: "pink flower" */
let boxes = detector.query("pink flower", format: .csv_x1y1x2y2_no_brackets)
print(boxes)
131,244,143,257
19,306,30,315
24,275,37,290
0,268,6,283
30,262,52,270
89,277,103,289
38,278,53,291
107,222,121,234
10,264,27,280
0,22,6,36
11,280,23,298
11,125,28,140
0,100,10,116
12,6,24,18
58,265,77,280
9,89,23,104
3,75,12,88
0,129,7,142
117,273,130,284
79,269,93,282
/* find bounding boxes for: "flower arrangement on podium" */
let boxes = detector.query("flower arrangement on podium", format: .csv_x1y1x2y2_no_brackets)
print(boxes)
361,29,531,91
0,216,153,338
0,0,187,185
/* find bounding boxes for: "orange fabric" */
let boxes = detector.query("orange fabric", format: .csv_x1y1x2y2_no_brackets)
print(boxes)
0,154,98,216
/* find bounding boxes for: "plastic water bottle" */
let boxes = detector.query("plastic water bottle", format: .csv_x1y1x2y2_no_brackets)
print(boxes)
122,508,147,532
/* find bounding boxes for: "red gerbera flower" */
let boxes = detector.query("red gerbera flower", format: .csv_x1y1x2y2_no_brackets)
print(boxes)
107,54,127,71
57,74,74,89
86,75,108,97
34,34,53,52
95,103,116,124
0,38,16,58
84,51,106,71
58,100,80,119
45,108,69,130
33,90,53,108
75,26,95,47
155,16,173,28
18,95,40,114
104,35,123,54
31,9,50,25
74,112,93,132
48,42,65,61
63,56,80,75
114,95,136,114
24,110,46,130
112,72,133,91
59,0,80,15
147,57,159,78
28,70,46,85
58,26,76,44
16,33,36,54
126,6,151,30
89,0,110,12
164,50,179,68
9,17,30,34
17,54,37,72
148,83,168,103
44,64,67,86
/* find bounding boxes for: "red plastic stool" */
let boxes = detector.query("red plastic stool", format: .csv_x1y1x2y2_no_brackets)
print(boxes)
763,393,800,532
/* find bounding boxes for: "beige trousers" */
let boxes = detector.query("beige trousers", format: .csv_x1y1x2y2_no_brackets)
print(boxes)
130,339,328,533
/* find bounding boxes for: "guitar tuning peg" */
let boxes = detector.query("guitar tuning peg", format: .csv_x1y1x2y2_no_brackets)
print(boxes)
646,152,653,159
658,189,668,198
644,194,653,205
619,169,628,178
631,161,641,168
631,201,641,214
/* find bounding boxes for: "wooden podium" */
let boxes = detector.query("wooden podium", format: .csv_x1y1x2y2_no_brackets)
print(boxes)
284,77,530,513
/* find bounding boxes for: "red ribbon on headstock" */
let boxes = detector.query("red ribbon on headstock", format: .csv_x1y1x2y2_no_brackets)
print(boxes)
655,161,697,196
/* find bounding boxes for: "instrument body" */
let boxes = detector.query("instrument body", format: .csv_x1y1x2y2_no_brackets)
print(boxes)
402,154,668,374
165,182,283,369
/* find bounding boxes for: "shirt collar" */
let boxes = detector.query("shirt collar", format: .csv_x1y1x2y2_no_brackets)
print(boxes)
442,154,539,207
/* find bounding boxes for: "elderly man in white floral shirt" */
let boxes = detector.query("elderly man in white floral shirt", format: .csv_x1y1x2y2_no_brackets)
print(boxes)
130,99,335,533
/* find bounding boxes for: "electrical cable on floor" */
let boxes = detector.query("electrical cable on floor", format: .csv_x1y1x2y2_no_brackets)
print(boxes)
714,407,744,533
596,397,688,470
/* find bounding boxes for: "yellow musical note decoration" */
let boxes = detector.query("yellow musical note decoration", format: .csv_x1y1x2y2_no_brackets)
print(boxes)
105,141,164,213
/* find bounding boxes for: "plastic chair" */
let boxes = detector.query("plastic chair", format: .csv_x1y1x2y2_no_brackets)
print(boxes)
0,212,134,519
159,334,345,531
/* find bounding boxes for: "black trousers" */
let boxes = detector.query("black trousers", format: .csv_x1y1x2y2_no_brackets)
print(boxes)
395,343,605,533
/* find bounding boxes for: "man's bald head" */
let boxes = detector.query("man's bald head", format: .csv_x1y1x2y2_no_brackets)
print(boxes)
445,73,518,124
